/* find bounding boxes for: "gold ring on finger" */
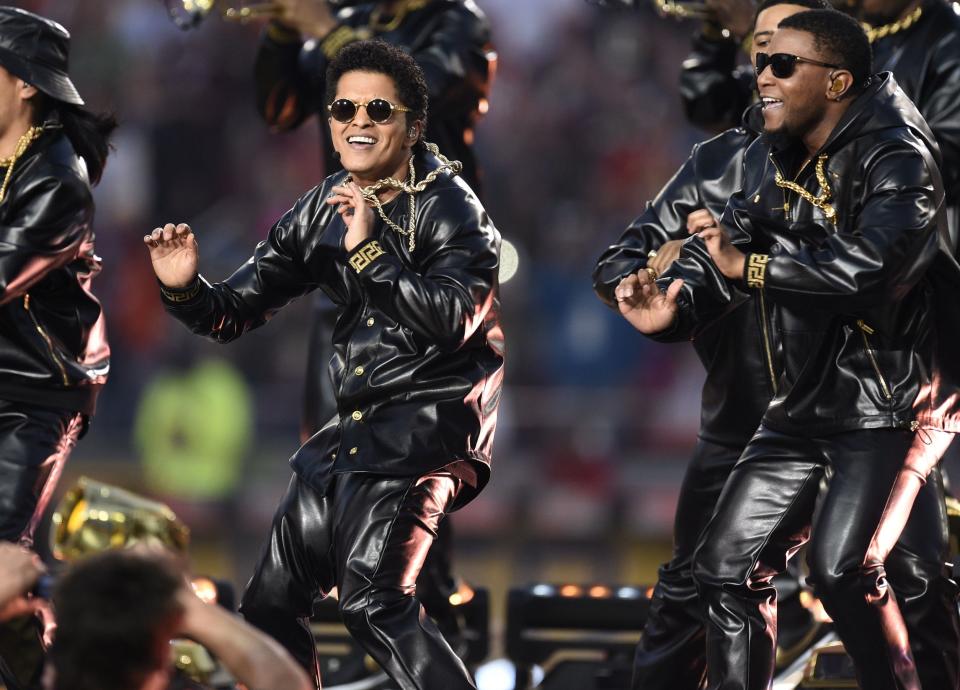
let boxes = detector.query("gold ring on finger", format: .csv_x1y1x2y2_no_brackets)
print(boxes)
647,250,658,259
645,267,659,281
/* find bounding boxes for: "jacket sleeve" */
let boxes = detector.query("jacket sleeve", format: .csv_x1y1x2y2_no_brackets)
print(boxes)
680,30,754,133
346,190,498,352
0,171,91,306
254,24,327,131
592,149,702,308
755,144,940,313
917,36,960,208
412,3,491,106
162,197,322,342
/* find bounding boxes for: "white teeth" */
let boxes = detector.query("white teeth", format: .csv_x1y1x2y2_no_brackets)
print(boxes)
762,97,782,106
348,136,376,144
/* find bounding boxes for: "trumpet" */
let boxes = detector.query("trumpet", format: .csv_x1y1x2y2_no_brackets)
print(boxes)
162,0,282,29
585,0,713,21
652,0,712,20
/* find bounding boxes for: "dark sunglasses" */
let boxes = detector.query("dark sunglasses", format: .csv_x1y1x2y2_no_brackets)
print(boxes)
327,98,411,124
755,52,840,78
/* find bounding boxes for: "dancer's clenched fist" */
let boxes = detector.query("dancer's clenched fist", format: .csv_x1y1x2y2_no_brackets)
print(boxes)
144,222,198,288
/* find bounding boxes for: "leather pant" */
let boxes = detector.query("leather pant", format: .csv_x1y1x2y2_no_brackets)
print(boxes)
0,400,83,690
239,471,475,690
692,426,959,690
633,436,960,690
301,301,462,648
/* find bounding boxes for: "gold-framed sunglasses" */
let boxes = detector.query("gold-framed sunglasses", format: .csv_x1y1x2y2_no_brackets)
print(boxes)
328,98,412,124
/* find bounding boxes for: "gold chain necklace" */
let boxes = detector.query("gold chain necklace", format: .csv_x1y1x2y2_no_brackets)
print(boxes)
774,154,837,223
864,6,922,43
0,126,44,204
353,141,462,252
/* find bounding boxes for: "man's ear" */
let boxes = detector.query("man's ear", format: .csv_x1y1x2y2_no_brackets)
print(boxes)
826,70,854,101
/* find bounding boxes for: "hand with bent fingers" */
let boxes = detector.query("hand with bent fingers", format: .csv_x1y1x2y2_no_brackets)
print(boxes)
0,543,45,622
698,224,746,280
272,0,337,38
648,239,684,276
704,0,756,40
615,270,685,334
144,223,199,288
327,181,375,252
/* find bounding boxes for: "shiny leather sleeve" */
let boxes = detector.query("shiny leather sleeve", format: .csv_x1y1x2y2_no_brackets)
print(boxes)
592,153,700,308
917,33,960,204
0,170,91,306
680,31,753,132
352,189,499,352
412,1,491,105
763,144,940,313
162,195,325,341
254,28,320,131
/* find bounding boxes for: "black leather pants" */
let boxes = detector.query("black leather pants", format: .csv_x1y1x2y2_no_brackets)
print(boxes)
0,400,83,690
0,400,82,544
239,471,475,690
691,426,954,690
301,301,462,649
633,436,959,690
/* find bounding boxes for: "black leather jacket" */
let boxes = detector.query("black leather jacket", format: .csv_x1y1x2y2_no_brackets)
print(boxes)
161,151,503,509
0,127,108,415
254,0,492,193
593,111,771,447
663,74,960,435
680,0,960,235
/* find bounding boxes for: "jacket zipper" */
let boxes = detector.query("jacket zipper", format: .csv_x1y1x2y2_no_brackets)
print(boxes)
857,319,892,401
23,294,69,386
758,288,778,396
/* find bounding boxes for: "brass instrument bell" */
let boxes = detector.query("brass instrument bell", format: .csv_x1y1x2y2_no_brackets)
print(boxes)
50,476,190,561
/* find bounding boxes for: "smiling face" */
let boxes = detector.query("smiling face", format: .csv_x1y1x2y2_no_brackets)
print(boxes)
328,70,421,187
757,28,841,141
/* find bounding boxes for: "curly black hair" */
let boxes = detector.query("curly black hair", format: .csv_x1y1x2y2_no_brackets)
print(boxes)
325,40,429,137
778,9,873,90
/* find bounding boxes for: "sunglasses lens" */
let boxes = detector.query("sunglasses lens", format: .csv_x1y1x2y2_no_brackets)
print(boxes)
366,99,394,123
771,54,797,78
330,99,357,122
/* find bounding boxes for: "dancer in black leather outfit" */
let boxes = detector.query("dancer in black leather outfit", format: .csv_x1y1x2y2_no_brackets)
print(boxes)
616,11,960,690
254,3,494,643
146,41,502,690
0,8,115,687
595,2,960,688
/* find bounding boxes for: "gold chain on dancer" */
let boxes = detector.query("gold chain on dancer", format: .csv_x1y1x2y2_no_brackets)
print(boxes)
0,125,44,204
354,141,462,252
863,6,922,43
774,154,836,223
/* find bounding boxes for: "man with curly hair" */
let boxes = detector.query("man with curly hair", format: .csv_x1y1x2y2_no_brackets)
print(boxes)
144,40,502,690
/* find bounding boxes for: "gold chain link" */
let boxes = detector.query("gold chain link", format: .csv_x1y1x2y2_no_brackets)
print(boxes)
774,154,837,223
352,141,462,252
864,6,922,43
0,126,44,204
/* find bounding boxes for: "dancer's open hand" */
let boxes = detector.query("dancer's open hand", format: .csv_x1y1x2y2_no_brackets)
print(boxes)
615,270,684,334
144,223,199,288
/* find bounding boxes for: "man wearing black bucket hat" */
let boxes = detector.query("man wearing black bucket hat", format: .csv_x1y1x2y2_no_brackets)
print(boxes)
0,6,115,687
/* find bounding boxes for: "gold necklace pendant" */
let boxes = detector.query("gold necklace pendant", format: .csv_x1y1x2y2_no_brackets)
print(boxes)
864,6,922,43
0,125,44,204
358,142,463,253
774,154,837,223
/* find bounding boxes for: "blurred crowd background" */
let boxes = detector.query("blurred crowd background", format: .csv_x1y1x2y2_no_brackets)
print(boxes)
16,0,727,636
